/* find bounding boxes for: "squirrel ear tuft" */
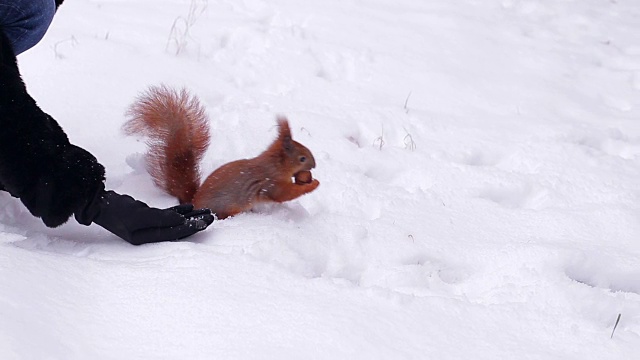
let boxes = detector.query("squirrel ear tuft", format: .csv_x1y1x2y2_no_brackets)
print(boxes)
277,116,293,152
276,116,291,137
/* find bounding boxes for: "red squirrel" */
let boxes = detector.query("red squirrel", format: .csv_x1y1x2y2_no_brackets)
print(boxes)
123,85,319,219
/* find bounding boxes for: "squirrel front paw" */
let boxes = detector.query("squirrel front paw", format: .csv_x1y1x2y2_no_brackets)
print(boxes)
294,170,313,184
305,179,320,192
294,172,320,192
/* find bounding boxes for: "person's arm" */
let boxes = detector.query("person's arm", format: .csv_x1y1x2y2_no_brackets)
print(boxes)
0,30,214,244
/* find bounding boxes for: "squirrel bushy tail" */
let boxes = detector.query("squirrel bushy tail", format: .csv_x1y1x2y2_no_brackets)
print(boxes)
124,85,209,204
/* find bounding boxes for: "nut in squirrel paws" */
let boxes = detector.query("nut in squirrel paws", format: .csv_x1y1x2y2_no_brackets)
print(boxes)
294,170,313,184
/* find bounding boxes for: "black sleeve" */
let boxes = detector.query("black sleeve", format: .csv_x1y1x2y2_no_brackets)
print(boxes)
0,29,105,228
55,0,65,10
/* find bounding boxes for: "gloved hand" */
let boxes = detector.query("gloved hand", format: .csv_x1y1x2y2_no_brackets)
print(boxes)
75,189,214,245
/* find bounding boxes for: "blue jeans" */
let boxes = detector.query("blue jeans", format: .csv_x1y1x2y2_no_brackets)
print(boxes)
0,0,56,55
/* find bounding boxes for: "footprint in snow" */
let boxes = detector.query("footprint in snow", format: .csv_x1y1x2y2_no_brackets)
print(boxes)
571,129,640,160
478,182,550,210
457,149,503,167
565,256,640,295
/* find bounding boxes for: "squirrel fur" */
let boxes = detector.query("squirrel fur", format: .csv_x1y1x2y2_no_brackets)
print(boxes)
124,85,319,219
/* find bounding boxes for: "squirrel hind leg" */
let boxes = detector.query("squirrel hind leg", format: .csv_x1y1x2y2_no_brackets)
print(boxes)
192,192,247,220
198,207,243,221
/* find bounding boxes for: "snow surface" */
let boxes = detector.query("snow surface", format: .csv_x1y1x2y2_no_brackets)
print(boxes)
1,0,640,358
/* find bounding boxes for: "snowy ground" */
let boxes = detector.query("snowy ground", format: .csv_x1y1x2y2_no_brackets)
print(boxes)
1,0,640,358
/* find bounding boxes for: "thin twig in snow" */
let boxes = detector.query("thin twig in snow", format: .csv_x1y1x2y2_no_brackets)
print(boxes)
404,91,412,113
611,313,622,339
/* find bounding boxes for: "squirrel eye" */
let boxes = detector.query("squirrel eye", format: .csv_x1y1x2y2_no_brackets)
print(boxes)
299,156,307,163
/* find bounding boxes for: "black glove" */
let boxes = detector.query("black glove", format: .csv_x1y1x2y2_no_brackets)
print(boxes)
75,188,215,245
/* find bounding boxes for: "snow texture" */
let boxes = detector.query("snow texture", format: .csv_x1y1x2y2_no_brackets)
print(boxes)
1,0,640,359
